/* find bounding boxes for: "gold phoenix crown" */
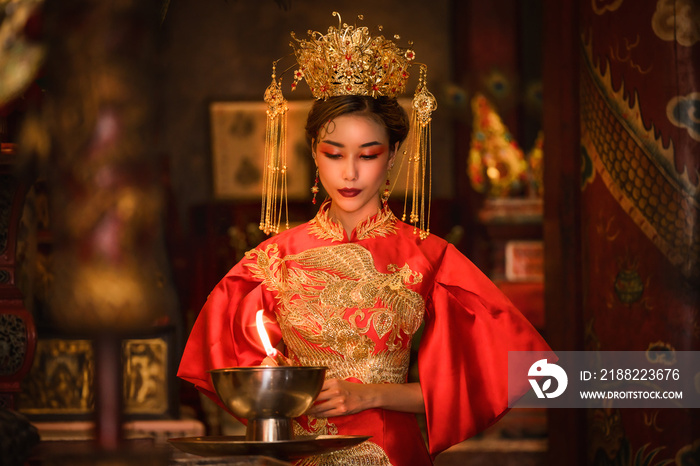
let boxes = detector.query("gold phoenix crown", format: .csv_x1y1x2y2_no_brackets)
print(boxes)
289,12,416,99
260,13,437,239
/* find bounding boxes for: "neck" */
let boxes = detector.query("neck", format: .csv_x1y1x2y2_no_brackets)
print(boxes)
328,200,382,237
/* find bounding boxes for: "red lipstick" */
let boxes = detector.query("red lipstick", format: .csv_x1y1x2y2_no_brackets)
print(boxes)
338,188,361,197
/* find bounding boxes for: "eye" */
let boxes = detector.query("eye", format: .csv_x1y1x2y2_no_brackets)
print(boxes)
322,152,342,159
360,152,382,160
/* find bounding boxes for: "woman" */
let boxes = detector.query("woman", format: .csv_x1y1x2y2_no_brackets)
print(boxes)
178,14,551,466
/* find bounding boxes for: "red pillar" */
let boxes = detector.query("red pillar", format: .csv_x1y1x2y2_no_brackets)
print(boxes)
542,0,586,463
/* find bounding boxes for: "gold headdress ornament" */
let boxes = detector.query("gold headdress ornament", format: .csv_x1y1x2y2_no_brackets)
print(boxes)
260,61,289,235
260,12,437,238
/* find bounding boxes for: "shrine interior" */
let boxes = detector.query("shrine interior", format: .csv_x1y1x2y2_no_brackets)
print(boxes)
1,0,698,465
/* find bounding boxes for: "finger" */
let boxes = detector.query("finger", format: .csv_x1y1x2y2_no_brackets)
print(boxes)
274,353,292,366
306,403,327,416
312,405,344,418
305,405,321,416
315,380,339,397
307,402,335,417
324,378,341,389
260,356,278,367
313,388,334,401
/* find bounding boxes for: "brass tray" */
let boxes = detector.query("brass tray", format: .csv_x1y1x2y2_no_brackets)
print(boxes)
169,435,370,461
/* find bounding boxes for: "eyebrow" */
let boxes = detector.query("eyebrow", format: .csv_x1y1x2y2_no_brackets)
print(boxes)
319,140,384,148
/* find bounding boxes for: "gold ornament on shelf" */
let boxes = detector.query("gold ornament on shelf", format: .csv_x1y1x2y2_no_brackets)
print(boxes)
468,93,527,198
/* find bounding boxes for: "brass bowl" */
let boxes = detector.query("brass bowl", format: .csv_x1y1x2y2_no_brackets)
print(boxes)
209,366,326,442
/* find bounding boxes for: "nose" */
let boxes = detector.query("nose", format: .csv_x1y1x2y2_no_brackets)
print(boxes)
343,157,358,181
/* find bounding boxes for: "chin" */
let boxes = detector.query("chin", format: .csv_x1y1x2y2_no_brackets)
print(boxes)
332,197,379,216
332,199,362,214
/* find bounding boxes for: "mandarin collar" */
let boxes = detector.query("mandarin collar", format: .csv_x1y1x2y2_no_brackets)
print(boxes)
308,199,398,242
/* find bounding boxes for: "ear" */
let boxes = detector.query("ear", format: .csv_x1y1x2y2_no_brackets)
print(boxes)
311,139,318,166
388,142,399,168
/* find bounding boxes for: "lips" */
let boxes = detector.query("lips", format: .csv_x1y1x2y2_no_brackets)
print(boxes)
338,188,361,197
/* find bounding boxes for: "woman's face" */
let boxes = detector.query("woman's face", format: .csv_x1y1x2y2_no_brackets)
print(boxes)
313,114,395,230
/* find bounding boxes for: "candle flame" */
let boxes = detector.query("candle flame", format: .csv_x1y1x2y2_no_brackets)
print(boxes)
256,310,278,357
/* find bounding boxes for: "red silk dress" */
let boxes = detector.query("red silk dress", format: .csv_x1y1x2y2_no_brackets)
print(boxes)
178,200,552,465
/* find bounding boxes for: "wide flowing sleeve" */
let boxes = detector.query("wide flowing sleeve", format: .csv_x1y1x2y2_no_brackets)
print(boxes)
417,243,552,459
177,253,282,409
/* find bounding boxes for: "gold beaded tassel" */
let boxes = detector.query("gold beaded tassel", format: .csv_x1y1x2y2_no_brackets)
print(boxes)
403,65,437,239
260,63,289,235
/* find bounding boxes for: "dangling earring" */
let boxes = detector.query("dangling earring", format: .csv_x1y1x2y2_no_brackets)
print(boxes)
382,161,393,206
381,177,390,206
311,168,319,204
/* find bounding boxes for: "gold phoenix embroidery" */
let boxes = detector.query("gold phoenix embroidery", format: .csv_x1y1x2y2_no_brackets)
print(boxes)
308,201,398,242
247,242,420,466
293,416,391,465
295,441,392,466
245,243,425,383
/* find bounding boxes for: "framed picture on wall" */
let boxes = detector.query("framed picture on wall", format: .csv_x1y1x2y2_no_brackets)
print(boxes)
17,326,178,420
210,100,313,200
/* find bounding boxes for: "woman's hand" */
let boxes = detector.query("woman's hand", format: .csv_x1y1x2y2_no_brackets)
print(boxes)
259,352,292,366
260,356,279,367
305,378,373,417
259,341,290,367
305,379,424,418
